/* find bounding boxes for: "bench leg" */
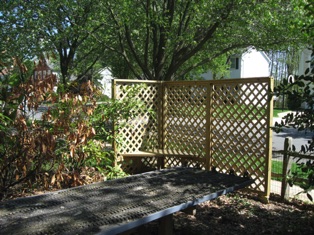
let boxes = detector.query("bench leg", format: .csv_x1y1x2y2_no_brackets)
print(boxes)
157,156,165,169
158,214,173,235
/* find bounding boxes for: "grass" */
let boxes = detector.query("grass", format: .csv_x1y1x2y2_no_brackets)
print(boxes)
273,108,291,118
170,102,291,120
171,104,267,119
214,154,308,185
272,159,310,184
213,104,266,119
272,159,288,180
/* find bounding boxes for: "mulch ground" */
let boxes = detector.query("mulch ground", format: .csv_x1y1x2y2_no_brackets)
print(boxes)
138,192,314,235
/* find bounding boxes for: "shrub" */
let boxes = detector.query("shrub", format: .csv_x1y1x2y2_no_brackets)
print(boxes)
0,58,146,200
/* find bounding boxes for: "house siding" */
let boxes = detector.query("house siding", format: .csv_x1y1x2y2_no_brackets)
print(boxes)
240,48,270,78
202,48,270,80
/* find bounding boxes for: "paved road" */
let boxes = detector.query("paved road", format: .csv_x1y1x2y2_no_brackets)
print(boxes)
272,117,314,151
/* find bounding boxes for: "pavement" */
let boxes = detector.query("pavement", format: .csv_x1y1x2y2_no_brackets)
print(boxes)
272,112,313,151
271,112,314,203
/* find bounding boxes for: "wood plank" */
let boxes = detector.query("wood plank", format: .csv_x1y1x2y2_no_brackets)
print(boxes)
121,149,198,158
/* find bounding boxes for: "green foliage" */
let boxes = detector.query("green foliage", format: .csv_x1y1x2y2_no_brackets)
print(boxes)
1,0,108,84
102,0,308,81
0,57,147,200
1,0,309,82
272,46,314,200
272,2,314,198
288,159,314,202
273,67,314,133
104,165,128,180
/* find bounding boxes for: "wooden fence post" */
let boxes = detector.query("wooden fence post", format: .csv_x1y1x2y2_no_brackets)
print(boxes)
281,137,292,200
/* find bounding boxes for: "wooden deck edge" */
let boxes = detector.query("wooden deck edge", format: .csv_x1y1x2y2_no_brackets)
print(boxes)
120,150,202,158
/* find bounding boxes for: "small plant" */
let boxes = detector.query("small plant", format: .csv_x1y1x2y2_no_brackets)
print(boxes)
288,154,314,201
105,165,128,180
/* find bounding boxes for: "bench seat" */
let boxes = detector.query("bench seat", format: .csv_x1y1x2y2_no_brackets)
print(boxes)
0,167,253,235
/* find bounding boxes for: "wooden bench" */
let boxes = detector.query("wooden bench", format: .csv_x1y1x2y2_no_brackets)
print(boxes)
121,149,198,157
0,167,253,235
121,149,205,170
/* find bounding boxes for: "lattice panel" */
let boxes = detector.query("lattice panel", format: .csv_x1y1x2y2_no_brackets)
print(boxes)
163,83,207,158
164,156,205,168
114,78,273,197
115,82,161,154
122,157,158,174
209,80,270,193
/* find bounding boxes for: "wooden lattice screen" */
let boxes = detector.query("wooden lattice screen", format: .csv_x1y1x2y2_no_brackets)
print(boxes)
113,77,273,198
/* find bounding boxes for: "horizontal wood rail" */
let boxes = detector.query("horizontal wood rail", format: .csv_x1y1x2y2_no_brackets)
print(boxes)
121,149,199,158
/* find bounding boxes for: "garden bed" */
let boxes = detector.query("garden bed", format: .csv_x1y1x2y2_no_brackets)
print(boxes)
139,192,314,235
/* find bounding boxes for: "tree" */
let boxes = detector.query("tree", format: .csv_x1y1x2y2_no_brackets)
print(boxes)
98,0,308,81
1,0,310,83
273,0,314,131
0,0,108,85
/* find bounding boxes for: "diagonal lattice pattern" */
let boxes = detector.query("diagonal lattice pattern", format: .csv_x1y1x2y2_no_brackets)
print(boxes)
209,80,271,192
163,83,207,160
115,81,161,155
114,78,273,197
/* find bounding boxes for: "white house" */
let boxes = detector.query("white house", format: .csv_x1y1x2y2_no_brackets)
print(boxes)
200,47,272,107
100,68,114,98
297,47,312,75
201,47,271,80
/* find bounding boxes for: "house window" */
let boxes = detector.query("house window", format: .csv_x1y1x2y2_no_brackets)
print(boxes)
230,57,239,70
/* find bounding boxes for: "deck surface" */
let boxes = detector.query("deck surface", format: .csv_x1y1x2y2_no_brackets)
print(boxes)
0,167,253,235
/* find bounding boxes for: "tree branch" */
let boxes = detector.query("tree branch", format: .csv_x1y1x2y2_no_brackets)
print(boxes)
144,0,150,68
176,45,246,79
124,24,153,79
105,2,142,79
165,1,236,80
154,0,175,81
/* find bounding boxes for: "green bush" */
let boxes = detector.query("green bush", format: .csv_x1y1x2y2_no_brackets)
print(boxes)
0,59,146,200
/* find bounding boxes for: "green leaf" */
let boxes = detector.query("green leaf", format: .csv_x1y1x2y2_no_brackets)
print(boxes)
307,193,313,201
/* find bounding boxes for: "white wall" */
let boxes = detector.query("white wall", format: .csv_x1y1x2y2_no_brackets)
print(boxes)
240,48,270,78
229,59,241,78
298,48,312,75
201,71,214,80
202,48,270,80
100,68,113,98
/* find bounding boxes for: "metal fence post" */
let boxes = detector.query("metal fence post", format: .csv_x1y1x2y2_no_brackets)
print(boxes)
281,137,292,200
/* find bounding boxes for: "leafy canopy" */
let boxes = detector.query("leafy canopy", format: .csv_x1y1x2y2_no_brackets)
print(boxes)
0,0,309,82
100,0,308,80
1,0,108,84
